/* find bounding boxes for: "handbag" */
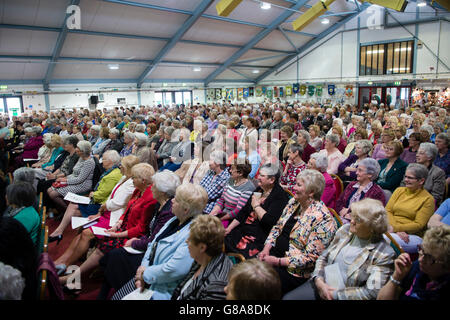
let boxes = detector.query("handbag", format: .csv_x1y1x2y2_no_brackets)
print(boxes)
52,181,67,188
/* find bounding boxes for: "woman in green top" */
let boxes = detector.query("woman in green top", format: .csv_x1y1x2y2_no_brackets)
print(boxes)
5,182,40,246
49,150,123,243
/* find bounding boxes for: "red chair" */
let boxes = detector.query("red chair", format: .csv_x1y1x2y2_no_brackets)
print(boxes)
330,174,344,204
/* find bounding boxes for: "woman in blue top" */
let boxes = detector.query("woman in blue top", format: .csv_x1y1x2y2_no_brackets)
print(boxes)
238,136,261,179
5,182,40,246
111,183,208,300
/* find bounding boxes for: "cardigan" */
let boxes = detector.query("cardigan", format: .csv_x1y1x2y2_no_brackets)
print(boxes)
301,143,317,164
92,168,123,204
377,158,408,193
105,176,135,226
386,187,435,236
336,181,386,214
312,224,395,300
13,206,40,246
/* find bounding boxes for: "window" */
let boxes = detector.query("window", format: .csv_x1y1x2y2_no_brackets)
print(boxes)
155,91,192,106
360,40,413,76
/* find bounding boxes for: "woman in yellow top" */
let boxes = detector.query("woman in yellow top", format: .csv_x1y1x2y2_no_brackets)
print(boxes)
385,163,435,254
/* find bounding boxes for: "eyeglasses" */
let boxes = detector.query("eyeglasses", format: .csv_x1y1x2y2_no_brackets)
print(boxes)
404,175,418,180
417,244,443,265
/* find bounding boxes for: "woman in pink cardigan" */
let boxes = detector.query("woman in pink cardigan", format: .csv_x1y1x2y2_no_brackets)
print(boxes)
14,126,44,167
307,152,336,209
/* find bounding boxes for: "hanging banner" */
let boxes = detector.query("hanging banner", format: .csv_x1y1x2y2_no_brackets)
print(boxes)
286,86,292,96
215,88,221,100
279,87,284,97
255,86,262,97
328,84,335,96
307,85,315,96
266,87,273,99
238,88,243,100
222,88,227,99
345,85,354,97
207,89,215,100
316,85,323,96
243,87,249,98
299,85,307,95
249,87,254,97
262,86,267,96
273,87,279,98
293,83,300,94
226,88,233,100
232,88,237,100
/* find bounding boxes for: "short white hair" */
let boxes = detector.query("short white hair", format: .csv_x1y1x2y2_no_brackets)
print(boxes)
0,262,25,300
134,132,148,146
152,170,181,197
102,150,121,166
91,125,101,132
310,152,328,172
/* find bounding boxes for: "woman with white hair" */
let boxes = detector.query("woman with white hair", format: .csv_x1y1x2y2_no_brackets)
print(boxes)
336,158,386,224
385,163,435,253
156,126,177,167
47,140,95,216
285,198,395,300
258,169,337,295
120,131,135,157
31,133,53,168
159,128,193,172
14,126,44,167
110,183,208,300
48,150,123,243
133,132,158,171
337,139,373,185
415,142,446,206
318,134,345,175
88,125,101,146
101,127,123,156
307,152,336,208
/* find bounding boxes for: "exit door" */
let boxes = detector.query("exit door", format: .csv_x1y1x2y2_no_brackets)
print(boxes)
0,96,23,118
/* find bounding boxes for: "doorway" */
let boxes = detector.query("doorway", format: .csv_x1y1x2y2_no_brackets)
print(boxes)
358,86,411,109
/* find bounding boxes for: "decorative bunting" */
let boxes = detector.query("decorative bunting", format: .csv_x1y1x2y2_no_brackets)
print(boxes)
249,87,254,97
243,87,249,98
215,88,222,100
255,86,262,97
222,88,227,99
286,86,292,96
238,88,243,100
328,84,335,96
299,85,307,95
307,85,315,96
345,85,353,97
279,87,284,97
273,86,279,98
316,85,323,96
266,87,273,99
293,83,300,94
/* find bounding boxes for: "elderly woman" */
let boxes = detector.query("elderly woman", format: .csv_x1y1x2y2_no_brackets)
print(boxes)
156,126,177,167
280,143,306,194
101,128,123,156
400,132,422,164
277,125,296,163
258,169,337,294
96,170,181,299
377,140,408,195
307,152,336,208
88,125,100,146
171,215,233,300
32,134,63,173
53,155,140,275
59,163,158,292
238,136,261,180
120,131,135,157
337,139,373,184
343,128,368,157
372,129,395,161
378,225,450,300
4,182,41,246
336,158,386,224
434,133,450,185
159,128,193,172
415,142,446,206
385,163,435,253
308,125,322,152
200,150,231,215
133,132,158,171
284,198,395,300
14,126,44,166
110,183,208,300
210,162,256,226
331,126,347,154
225,258,282,300
296,130,317,164
47,140,96,215
48,150,123,243
368,120,383,145
318,134,345,175
31,133,53,168
224,163,290,259
92,127,110,157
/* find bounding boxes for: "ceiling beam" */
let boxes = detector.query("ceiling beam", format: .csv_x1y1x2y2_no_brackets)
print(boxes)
204,0,310,86
136,0,214,86
43,0,80,87
255,3,371,83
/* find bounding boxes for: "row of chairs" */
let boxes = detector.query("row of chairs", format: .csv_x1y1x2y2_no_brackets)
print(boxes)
36,192,49,300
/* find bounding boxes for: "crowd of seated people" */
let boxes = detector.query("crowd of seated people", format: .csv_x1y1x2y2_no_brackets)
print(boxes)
0,100,449,301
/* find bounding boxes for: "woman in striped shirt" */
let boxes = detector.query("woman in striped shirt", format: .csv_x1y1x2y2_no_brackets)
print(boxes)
210,162,256,228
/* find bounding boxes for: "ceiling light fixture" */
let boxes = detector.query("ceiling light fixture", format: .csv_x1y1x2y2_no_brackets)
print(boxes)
417,1,427,7
260,2,271,10
108,64,119,70
193,67,202,72
321,18,330,24
252,70,260,74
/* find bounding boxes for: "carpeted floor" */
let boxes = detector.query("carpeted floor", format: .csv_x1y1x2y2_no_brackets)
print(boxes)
47,216,104,300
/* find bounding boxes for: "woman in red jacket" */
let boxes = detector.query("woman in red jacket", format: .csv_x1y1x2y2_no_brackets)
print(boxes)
58,163,157,291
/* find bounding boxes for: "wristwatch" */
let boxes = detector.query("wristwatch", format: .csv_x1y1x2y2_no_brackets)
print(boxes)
389,275,401,286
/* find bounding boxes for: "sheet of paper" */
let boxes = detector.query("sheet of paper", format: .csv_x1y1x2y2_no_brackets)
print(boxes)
324,263,345,290
71,216,99,229
64,192,91,204
122,288,153,300
109,212,122,227
23,158,39,161
91,226,110,237
123,247,144,255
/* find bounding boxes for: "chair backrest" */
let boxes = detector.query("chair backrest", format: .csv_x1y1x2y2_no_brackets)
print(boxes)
92,156,104,189
227,252,246,264
284,188,294,199
36,252,64,300
38,192,43,214
384,232,404,257
328,207,343,228
330,174,344,200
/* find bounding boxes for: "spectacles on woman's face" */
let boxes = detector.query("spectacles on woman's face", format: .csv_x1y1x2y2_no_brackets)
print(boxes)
417,244,443,265
404,175,418,181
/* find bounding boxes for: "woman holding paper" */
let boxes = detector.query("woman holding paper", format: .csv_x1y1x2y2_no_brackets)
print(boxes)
283,198,396,300
48,150,123,243
58,163,157,292
110,183,208,300
52,155,140,274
